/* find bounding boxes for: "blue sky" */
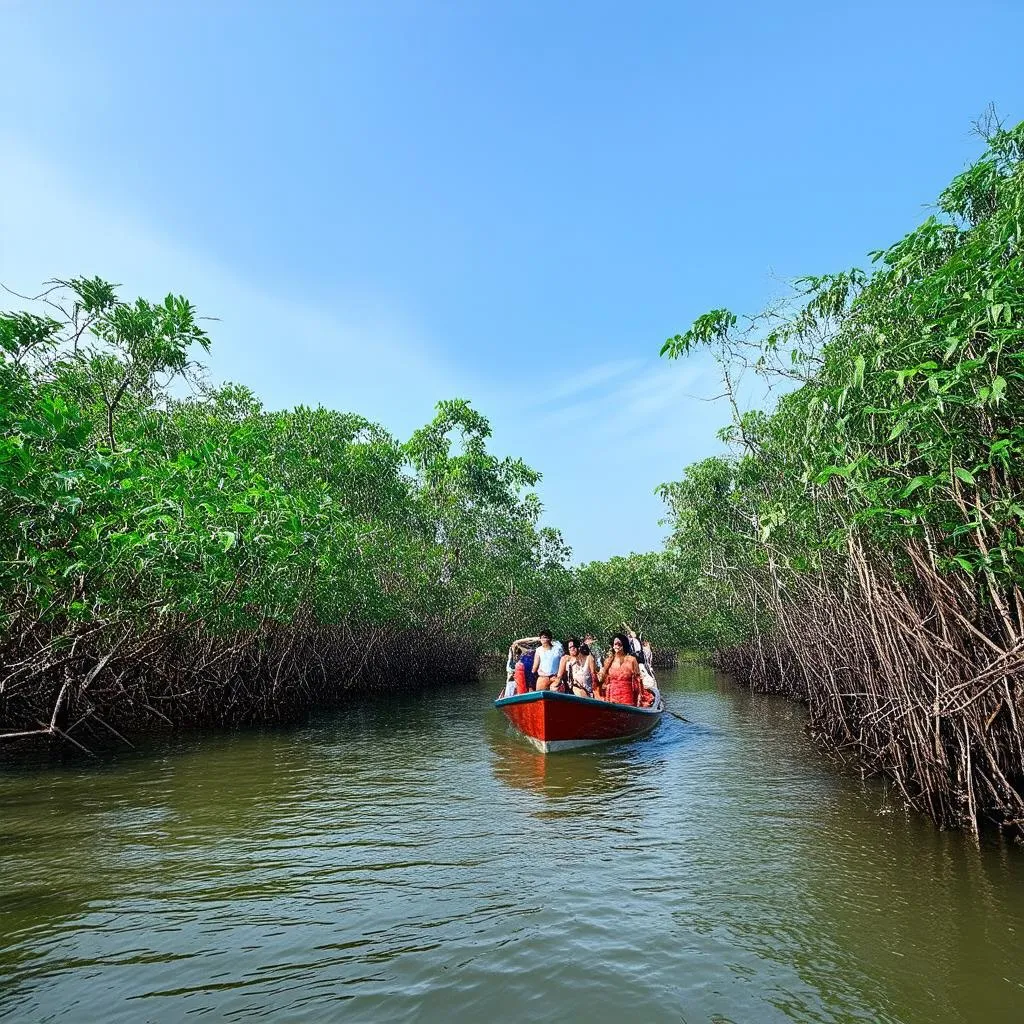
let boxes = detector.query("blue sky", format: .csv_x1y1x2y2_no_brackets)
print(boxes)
2,1,1022,562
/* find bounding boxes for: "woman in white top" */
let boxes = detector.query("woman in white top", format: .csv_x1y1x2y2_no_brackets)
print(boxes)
532,630,564,690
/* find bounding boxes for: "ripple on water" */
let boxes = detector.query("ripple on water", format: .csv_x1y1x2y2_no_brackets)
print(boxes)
2,668,1024,1023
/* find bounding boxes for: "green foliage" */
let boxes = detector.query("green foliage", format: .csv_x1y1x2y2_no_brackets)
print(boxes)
659,118,1024,642
0,277,741,669
661,309,737,359
0,279,581,654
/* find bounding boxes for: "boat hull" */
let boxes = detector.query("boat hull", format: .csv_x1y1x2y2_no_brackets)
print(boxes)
494,690,663,752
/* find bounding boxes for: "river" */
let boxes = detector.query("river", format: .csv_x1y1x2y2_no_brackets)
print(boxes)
2,666,1022,1022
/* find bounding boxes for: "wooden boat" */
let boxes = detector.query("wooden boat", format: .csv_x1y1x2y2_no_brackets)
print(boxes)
494,689,664,753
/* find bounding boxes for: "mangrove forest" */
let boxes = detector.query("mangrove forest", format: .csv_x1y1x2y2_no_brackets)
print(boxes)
659,117,1024,839
0,278,692,748
2,117,1023,842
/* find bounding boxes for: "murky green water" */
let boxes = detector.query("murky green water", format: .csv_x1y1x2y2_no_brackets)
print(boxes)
2,666,1023,1022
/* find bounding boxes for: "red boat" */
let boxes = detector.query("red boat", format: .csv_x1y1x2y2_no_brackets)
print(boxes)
494,689,664,753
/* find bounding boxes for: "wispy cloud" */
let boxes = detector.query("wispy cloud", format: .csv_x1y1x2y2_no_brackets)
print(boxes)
0,140,460,438
547,357,645,401
541,358,712,446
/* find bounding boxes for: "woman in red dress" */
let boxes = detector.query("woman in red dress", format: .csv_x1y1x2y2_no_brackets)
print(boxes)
597,633,641,706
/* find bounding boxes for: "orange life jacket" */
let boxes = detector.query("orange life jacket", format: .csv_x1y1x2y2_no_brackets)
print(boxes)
514,661,528,694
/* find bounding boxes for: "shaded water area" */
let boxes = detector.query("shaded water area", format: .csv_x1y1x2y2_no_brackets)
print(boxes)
2,666,1023,1023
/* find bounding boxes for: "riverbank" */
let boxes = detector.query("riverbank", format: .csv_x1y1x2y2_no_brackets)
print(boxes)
656,121,1024,844
715,605,1024,842
0,618,479,753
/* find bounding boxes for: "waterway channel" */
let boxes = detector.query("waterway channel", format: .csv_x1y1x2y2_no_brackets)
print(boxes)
2,665,1023,1022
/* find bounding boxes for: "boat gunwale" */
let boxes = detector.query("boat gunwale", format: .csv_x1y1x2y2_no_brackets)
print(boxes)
494,689,663,718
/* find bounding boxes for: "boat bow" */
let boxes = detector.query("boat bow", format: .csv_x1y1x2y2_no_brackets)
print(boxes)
494,689,663,752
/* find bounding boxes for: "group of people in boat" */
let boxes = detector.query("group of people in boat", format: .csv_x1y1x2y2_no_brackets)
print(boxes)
502,628,659,708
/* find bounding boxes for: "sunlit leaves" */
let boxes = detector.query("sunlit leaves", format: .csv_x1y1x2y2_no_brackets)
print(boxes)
0,312,62,358
661,309,738,359
656,117,1024,647
0,280,571,652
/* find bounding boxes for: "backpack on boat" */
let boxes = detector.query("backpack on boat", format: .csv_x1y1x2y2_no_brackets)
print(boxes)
518,651,538,691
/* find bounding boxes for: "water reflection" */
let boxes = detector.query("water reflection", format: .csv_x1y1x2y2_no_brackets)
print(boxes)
485,708,673,810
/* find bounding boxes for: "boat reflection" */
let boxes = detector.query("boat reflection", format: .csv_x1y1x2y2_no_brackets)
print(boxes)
485,712,659,813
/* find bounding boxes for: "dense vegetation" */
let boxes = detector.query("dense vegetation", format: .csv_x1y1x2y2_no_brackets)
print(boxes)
7,117,1018,843
659,116,1024,837
0,279,689,748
